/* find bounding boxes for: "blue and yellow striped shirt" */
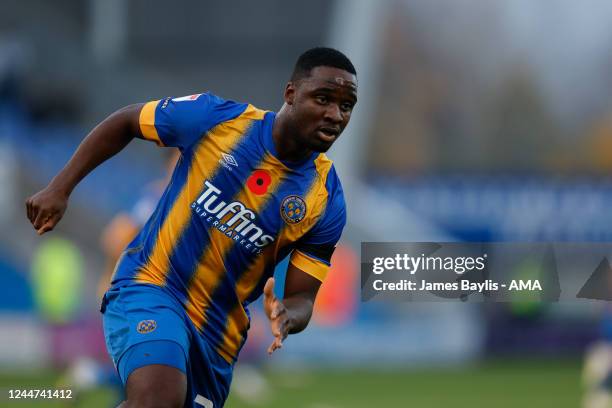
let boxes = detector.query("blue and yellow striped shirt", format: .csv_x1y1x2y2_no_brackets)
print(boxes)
112,93,346,363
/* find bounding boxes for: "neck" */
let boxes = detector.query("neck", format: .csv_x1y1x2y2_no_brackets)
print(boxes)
272,104,313,163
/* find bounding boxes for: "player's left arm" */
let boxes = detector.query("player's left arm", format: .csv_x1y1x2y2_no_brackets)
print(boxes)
263,264,321,354
264,167,346,354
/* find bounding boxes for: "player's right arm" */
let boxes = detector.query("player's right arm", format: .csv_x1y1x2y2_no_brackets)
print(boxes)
25,103,144,235
26,93,246,235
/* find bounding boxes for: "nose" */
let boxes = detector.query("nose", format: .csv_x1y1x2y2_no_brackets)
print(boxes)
324,104,343,124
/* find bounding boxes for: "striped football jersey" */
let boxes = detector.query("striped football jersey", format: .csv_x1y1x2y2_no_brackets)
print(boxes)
111,93,346,363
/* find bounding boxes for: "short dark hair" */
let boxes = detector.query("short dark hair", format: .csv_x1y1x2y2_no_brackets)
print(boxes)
290,47,356,82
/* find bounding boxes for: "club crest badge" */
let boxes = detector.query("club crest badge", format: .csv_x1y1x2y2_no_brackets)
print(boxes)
137,319,157,334
280,195,306,224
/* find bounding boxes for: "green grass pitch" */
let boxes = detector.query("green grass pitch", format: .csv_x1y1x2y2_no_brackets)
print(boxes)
0,359,582,407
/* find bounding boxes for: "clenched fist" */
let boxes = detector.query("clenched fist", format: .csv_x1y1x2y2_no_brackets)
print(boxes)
25,187,69,235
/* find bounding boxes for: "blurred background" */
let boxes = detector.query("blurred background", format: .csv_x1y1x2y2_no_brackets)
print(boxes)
2,0,612,406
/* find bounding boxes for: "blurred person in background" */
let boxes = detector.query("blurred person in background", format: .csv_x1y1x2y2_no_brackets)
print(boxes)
25,47,357,407
582,112,612,408
583,319,612,408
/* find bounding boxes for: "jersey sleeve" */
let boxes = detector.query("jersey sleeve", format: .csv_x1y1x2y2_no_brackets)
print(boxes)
290,168,347,282
138,92,248,150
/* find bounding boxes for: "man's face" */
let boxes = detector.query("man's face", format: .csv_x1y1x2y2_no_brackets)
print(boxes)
285,66,358,153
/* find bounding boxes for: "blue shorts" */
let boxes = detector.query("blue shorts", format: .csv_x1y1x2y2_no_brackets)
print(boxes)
101,283,234,407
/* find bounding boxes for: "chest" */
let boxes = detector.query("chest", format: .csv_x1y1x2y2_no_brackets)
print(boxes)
189,141,325,254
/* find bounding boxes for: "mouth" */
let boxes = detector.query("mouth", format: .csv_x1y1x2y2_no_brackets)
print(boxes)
317,127,340,142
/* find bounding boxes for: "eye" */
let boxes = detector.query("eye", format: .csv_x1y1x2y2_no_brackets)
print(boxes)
315,95,328,104
340,102,354,112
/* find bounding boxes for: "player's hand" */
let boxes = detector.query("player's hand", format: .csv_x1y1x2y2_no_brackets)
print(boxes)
25,186,69,235
263,277,290,355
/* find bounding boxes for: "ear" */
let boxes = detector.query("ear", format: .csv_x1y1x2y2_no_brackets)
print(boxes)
284,82,296,105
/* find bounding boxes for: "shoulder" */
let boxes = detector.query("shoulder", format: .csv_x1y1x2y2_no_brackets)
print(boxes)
160,92,266,134
169,92,247,115
312,154,346,219
313,154,344,199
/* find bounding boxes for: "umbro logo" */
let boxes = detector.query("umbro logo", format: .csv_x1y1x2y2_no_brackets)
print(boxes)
222,153,238,167
219,153,238,172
